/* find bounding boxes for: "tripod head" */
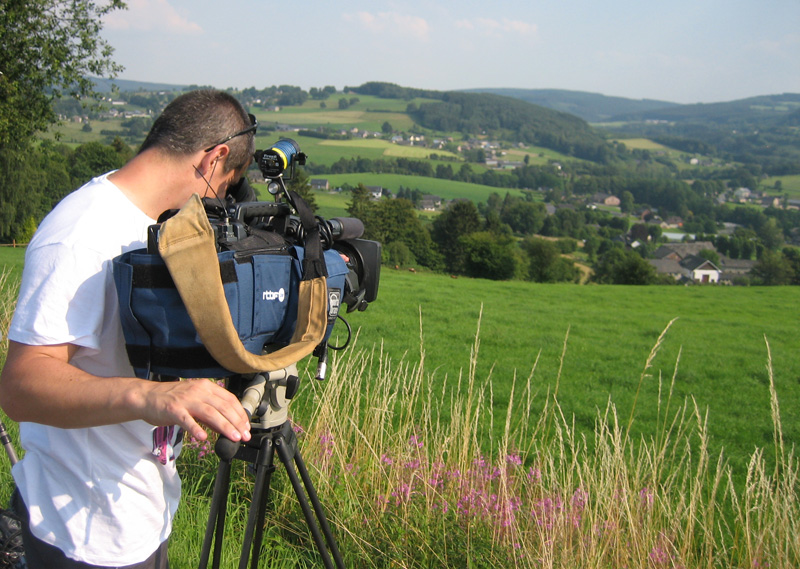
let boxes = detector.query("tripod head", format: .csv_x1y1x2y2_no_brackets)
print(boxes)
215,364,299,461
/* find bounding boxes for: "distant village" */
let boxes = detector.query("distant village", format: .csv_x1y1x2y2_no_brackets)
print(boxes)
79,99,790,285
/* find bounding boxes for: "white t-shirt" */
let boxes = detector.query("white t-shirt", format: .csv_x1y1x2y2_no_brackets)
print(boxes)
7,173,183,566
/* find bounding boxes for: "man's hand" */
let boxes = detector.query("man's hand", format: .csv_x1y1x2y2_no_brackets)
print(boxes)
134,377,250,443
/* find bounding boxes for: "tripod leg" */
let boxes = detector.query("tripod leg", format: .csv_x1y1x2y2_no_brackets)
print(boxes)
275,437,344,569
238,437,276,569
199,458,232,569
294,450,345,569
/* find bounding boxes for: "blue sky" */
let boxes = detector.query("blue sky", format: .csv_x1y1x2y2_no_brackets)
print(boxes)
101,0,800,104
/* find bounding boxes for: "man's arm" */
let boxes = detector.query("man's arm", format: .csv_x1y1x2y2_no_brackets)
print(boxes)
0,341,251,443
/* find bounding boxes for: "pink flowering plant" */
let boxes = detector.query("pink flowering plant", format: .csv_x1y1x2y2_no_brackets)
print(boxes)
171,323,799,568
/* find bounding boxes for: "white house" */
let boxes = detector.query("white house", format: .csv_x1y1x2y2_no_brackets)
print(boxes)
680,255,721,283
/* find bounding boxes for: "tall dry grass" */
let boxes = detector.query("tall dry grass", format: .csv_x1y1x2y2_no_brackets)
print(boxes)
0,268,19,369
0,271,797,567
263,311,799,568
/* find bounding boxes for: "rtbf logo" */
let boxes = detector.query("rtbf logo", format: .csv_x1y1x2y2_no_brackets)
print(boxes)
262,288,286,302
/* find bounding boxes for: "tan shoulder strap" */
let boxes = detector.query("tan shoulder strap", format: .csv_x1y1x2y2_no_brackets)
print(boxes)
157,194,328,374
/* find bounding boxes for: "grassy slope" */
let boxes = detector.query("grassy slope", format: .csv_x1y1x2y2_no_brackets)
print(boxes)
3,245,797,479
316,267,800,480
3,241,798,479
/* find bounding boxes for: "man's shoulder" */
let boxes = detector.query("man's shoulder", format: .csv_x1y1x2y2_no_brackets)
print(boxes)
56,173,120,212
33,173,143,250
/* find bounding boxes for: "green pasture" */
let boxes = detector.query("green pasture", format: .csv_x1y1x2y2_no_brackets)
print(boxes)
272,134,389,166
259,110,416,133
609,136,740,175
1,244,798,484
255,134,463,168
611,137,672,151
0,247,26,274
247,183,352,219
213,176,510,221
502,144,575,166
319,138,461,161
320,173,524,203
255,94,441,132
275,94,438,114
763,174,800,197
331,269,800,480
45,118,131,147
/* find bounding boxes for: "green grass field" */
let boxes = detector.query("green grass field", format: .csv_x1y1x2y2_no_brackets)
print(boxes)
610,138,672,151
254,94,441,133
764,174,800,196
340,269,800,479
4,246,795,481
317,174,525,204
0,247,27,272
2,247,799,567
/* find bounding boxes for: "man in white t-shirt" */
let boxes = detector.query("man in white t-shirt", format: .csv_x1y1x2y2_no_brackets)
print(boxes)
0,90,256,568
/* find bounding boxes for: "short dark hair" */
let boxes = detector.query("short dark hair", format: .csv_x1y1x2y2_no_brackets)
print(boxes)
139,89,254,174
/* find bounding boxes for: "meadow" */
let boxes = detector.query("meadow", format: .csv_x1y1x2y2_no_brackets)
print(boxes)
309,175,527,205
763,174,800,196
1,246,798,567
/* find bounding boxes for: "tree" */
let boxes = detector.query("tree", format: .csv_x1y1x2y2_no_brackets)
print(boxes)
0,0,126,148
591,248,659,285
630,223,649,242
346,184,373,224
751,250,793,285
381,121,393,134
522,237,579,283
371,199,441,270
385,241,415,267
781,247,800,285
110,136,135,164
500,201,547,235
756,217,784,250
698,249,720,266
286,167,317,212
459,231,519,280
431,200,481,273
620,191,635,213
346,189,441,270
69,141,126,188
0,0,126,241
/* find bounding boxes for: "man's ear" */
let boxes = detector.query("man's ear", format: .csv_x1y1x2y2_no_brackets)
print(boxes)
199,144,230,174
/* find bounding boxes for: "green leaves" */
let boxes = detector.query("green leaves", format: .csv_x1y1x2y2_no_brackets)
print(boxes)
0,0,126,148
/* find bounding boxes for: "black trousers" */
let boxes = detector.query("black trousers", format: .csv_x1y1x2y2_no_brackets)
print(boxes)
12,490,169,569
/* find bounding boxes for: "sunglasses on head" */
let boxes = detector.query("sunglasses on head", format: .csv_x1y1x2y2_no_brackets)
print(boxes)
204,113,257,153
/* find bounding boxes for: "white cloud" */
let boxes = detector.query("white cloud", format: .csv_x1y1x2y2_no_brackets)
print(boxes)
343,11,430,40
454,19,474,31
455,17,538,38
103,0,203,35
746,34,800,58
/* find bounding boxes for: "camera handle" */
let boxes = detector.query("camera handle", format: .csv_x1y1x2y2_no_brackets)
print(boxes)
198,420,345,569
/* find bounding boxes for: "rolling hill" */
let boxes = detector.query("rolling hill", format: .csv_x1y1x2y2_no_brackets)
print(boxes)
350,82,612,162
608,93,800,125
461,87,680,122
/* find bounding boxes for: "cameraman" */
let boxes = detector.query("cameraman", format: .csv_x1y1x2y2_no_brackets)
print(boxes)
0,90,256,568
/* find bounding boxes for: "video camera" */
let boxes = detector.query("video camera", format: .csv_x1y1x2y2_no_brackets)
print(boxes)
151,137,380,315
114,138,381,383
197,194,380,316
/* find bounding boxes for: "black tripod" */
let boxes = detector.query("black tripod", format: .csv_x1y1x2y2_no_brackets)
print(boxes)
197,371,344,569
